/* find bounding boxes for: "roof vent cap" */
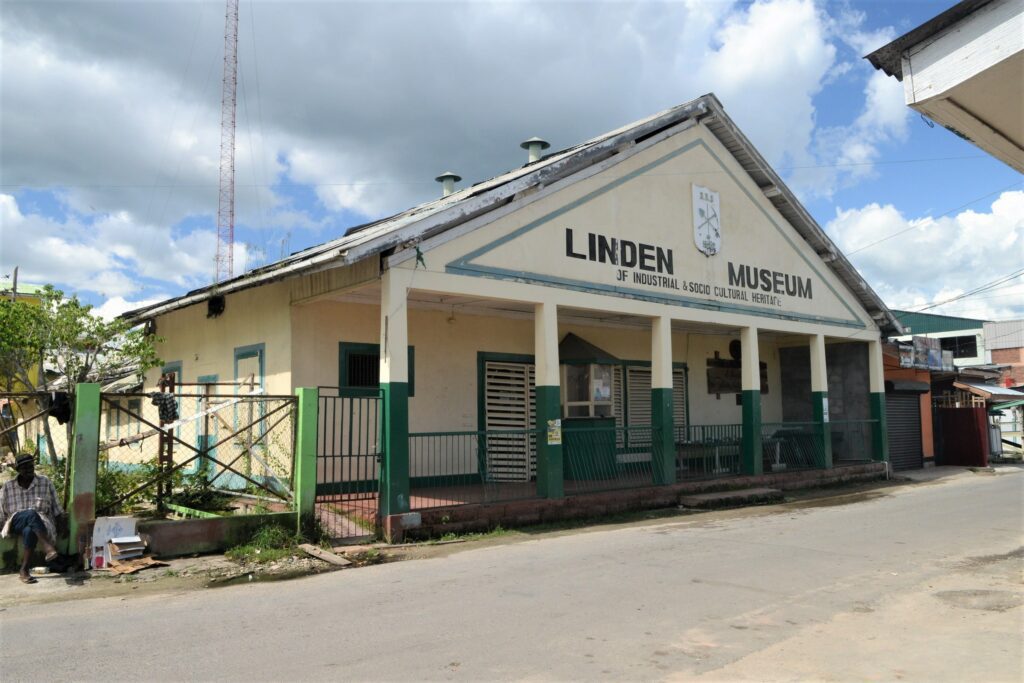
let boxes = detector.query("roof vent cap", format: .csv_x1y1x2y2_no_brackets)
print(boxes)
434,171,461,197
520,136,550,163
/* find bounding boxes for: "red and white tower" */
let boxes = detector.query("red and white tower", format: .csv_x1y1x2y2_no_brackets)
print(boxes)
215,0,239,282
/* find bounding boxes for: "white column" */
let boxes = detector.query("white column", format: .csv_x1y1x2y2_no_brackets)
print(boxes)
380,268,412,384
651,316,673,390
810,334,827,393
741,326,760,391
534,301,560,387
868,339,885,394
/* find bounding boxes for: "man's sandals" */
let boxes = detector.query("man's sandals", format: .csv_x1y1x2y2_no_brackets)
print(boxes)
19,574,37,584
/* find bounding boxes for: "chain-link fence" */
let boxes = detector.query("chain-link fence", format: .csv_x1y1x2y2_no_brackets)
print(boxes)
1,391,73,503
98,383,297,515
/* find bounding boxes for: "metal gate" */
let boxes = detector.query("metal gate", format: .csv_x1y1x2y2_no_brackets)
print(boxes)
887,393,923,470
315,387,382,541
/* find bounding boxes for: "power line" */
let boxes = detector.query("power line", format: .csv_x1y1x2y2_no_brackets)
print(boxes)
908,269,1024,314
846,180,1023,255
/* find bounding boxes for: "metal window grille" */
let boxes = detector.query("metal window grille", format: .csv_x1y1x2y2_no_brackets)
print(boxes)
347,352,380,388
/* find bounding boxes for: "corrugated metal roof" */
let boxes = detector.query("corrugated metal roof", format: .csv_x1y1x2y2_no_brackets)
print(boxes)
893,310,989,335
121,94,902,335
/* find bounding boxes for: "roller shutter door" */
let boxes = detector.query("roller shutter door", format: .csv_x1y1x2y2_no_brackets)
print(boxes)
886,393,923,470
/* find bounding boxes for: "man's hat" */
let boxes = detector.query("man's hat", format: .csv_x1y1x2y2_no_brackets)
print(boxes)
15,453,35,468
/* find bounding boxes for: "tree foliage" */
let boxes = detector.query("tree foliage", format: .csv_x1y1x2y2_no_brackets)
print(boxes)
0,285,161,394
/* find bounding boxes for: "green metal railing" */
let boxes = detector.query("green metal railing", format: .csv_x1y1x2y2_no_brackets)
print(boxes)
830,419,878,462
562,425,658,494
761,421,826,471
408,429,542,509
674,424,743,479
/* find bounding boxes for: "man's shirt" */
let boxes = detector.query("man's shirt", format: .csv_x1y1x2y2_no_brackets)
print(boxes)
0,474,63,540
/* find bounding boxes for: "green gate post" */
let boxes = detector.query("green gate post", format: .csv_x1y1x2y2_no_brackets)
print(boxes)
535,386,564,499
66,383,100,557
293,387,319,532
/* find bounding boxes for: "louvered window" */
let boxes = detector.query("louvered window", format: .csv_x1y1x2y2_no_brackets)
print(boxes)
483,361,536,481
624,366,688,430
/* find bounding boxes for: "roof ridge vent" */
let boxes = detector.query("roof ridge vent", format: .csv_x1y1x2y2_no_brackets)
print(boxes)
520,136,550,164
434,171,461,197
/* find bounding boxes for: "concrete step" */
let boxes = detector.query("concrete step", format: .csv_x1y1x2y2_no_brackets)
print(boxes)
678,487,784,510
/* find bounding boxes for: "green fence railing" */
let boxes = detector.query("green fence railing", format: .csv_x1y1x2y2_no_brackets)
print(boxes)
408,429,543,509
674,423,743,479
761,421,826,471
830,419,878,462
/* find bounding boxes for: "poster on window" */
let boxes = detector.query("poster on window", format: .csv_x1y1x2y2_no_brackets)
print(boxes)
912,336,942,370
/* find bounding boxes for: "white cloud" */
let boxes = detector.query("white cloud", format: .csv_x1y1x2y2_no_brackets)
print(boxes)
827,192,1024,320
0,194,231,298
93,295,168,321
1,0,934,313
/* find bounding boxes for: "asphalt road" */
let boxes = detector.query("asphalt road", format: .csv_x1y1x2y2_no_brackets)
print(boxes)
2,469,1022,682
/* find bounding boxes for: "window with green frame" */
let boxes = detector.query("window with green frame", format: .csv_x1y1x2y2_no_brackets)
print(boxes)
339,342,415,396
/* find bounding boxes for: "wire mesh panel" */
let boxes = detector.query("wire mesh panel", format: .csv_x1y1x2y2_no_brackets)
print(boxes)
830,420,877,462
675,423,743,480
315,388,381,541
563,424,658,495
98,386,296,515
761,422,826,471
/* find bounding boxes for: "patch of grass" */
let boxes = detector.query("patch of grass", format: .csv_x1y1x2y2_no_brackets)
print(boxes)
425,524,514,544
348,548,385,565
226,524,301,564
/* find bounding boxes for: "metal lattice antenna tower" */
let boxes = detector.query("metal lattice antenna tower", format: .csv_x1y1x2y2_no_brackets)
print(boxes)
215,0,239,283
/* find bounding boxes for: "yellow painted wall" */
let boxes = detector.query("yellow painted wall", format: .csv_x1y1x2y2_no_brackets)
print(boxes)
291,299,785,434
146,281,293,394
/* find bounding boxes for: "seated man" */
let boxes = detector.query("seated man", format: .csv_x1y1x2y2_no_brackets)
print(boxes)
1,454,64,584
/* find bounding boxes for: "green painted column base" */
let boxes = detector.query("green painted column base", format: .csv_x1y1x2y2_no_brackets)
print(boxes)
535,385,564,499
870,392,889,463
812,391,833,469
380,382,410,517
741,390,763,476
651,387,675,485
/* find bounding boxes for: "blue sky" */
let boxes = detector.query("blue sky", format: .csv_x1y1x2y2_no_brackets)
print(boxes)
2,0,1021,321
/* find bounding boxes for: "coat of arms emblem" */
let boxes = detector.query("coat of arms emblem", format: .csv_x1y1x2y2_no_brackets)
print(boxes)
692,185,721,257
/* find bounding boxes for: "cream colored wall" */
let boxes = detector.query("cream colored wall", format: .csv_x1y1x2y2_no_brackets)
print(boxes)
146,281,293,394
679,333,783,426
291,299,784,433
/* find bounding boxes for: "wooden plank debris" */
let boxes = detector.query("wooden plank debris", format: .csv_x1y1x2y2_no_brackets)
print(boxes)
298,544,352,566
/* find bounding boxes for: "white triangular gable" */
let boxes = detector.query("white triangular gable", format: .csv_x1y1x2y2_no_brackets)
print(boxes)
427,125,871,330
